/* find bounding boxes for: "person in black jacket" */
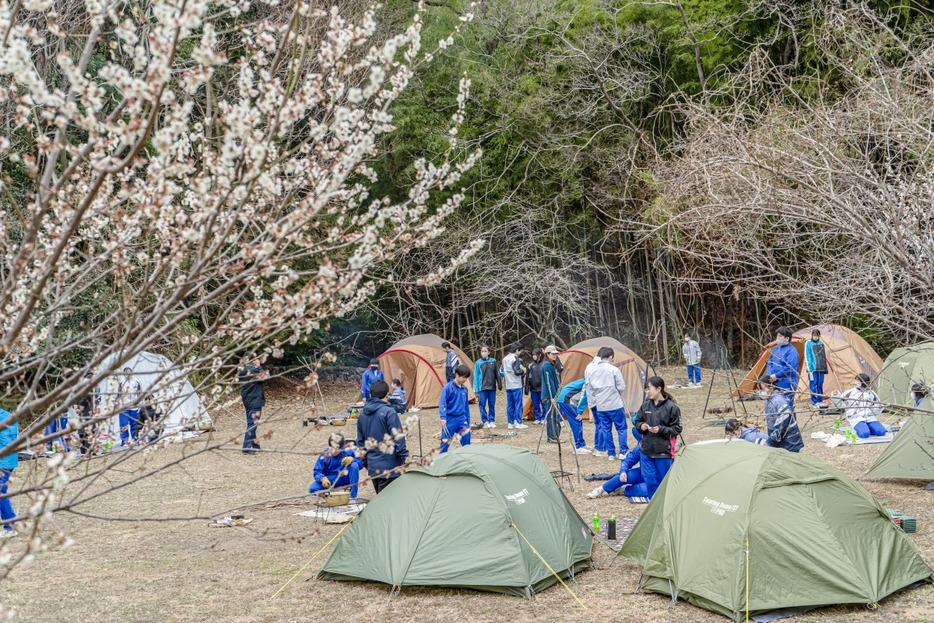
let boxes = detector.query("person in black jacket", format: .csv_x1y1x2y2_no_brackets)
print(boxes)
473,345,502,428
356,380,408,493
634,376,682,499
239,357,269,455
524,348,545,424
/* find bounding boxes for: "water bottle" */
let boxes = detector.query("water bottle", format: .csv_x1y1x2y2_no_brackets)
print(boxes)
834,417,840,429
592,513,600,532
608,515,617,540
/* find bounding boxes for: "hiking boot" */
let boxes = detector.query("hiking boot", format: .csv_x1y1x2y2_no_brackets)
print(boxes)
574,447,592,455
514,423,528,429
592,450,608,457
587,487,608,499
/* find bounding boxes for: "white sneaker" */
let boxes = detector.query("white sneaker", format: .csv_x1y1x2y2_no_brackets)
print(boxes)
593,450,608,457
0,530,16,539
514,423,529,429
508,423,515,429
587,487,608,499
534,420,544,425
489,422,496,428
574,447,592,455
608,455,619,461
483,422,492,429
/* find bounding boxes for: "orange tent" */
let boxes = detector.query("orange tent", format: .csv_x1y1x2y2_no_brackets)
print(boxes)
733,324,883,399
379,334,475,409
559,337,650,416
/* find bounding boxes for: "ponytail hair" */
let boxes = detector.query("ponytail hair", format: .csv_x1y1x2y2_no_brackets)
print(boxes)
646,376,676,403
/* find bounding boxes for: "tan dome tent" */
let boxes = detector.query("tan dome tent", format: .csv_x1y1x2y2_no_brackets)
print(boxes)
733,324,882,399
559,337,649,416
379,334,475,409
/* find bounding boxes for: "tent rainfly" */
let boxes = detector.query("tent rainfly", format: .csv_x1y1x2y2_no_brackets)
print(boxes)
378,334,475,408
733,324,882,399
874,341,934,408
318,445,593,596
96,351,212,437
619,442,931,621
865,396,934,480
558,337,649,416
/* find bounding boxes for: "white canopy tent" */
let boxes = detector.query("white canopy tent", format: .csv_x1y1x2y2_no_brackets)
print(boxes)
94,351,212,438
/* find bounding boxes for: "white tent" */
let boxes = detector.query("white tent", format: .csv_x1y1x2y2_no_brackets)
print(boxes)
96,351,211,438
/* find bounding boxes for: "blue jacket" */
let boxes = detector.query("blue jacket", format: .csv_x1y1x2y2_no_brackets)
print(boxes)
360,367,384,400
804,339,827,373
738,425,771,446
541,361,560,401
0,409,18,471
473,357,502,393
765,392,803,452
557,378,589,417
356,398,408,476
313,449,361,483
439,380,469,420
767,342,799,392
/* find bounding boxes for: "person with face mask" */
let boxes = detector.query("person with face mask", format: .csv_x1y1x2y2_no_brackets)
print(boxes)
473,345,502,428
839,373,886,438
682,333,702,387
805,329,828,405
360,358,384,401
766,326,799,408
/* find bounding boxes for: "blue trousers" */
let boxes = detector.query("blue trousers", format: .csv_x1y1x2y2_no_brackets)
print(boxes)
558,403,586,448
477,390,497,423
44,416,70,450
603,468,647,498
854,420,887,438
641,452,674,499
243,408,261,450
809,372,825,404
591,408,606,452
0,470,14,532
530,391,544,421
308,462,360,498
440,416,471,453
687,364,701,384
119,410,139,445
506,388,523,424
598,408,628,457
544,399,561,441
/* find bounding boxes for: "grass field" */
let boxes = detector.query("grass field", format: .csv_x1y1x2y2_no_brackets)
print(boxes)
1,366,933,622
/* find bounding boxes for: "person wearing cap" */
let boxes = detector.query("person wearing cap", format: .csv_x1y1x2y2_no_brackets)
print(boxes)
117,367,142,447
308,433,362,500
766,326,799,408
585,346,628,460
839,373,886,438
758,375,803,452
361,358,384,401
442,342,460,383
501,342,528,430
239,356,269,454
439,364,472,452
540,345,562,441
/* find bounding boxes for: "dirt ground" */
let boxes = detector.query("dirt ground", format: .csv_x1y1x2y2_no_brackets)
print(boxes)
2,366,933,622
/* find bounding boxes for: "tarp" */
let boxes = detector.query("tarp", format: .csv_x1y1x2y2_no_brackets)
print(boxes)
733,324,882,400
559,337,649,415
96,351,212,435
319,445,592,595
379,334,475,408
619,442,931,620
875,341,934,408
865,396,934,480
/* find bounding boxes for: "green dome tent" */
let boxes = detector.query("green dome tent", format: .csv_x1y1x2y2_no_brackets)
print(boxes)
619,442,931,621
875,341,934,407
865,396,934,480
318,445,592,596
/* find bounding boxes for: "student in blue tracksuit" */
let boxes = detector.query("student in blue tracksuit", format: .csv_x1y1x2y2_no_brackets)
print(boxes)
387,379,407,414
308,433,362,499
804,329,828,404
767,326,799,408
473,345,502,428
439,364,471,453
588,427,649,501
760,375,804,452
0,409,18,537
360,359,384,401
725,418,771,445
555,378,590,452
357,380,408,494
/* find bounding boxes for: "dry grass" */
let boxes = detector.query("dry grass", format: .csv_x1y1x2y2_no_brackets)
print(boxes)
2,367,934,622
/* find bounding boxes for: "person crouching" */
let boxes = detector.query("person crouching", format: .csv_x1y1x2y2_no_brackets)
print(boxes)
308,433,362,500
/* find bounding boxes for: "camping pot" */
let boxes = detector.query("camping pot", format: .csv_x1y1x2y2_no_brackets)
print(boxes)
325,491,350,507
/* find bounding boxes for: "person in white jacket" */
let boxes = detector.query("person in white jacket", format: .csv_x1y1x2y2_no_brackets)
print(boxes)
839,373,886,438
682,333,702,387
585,346,628,459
